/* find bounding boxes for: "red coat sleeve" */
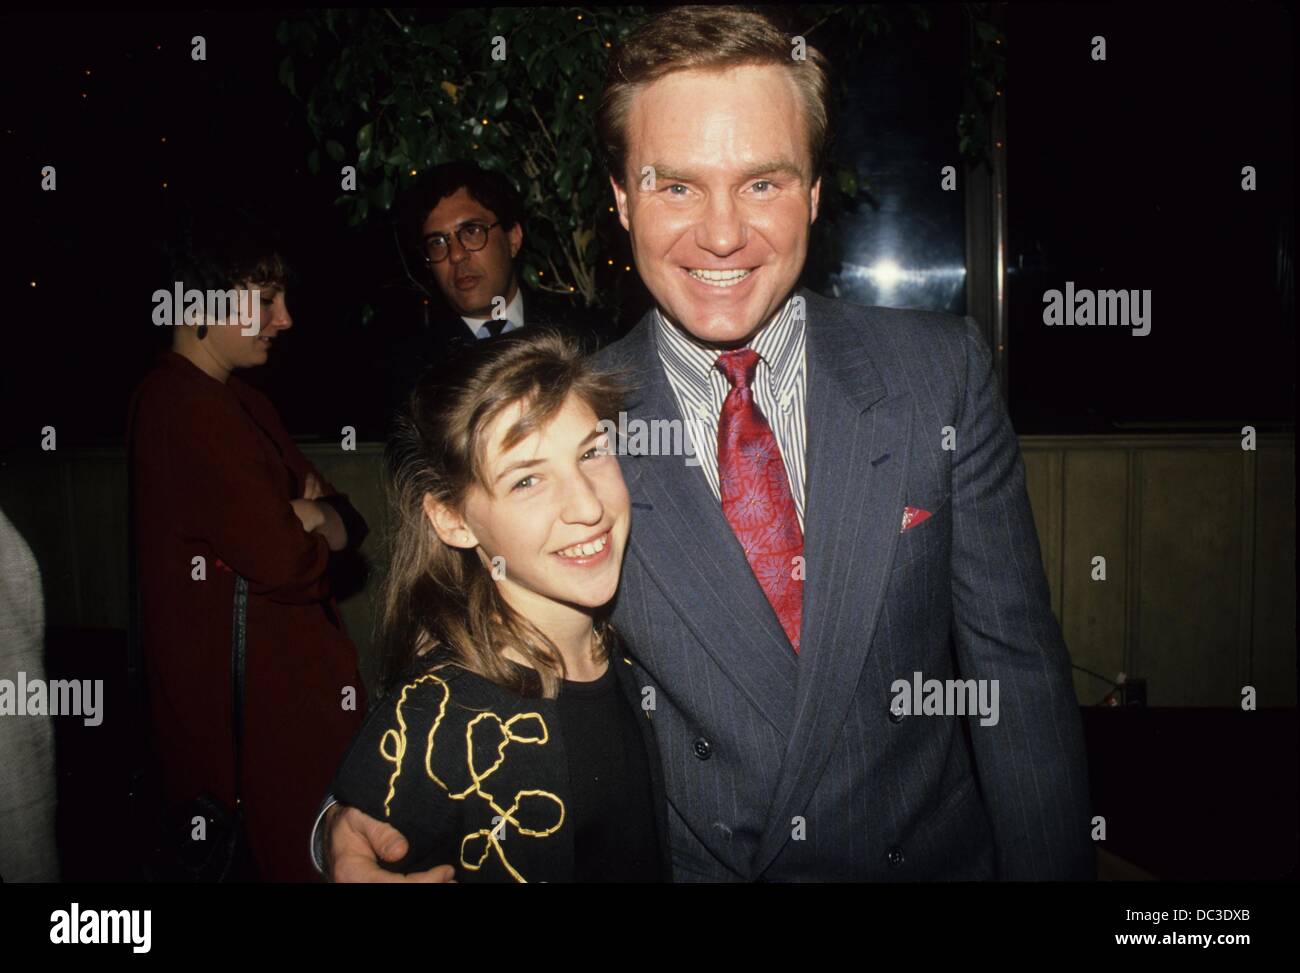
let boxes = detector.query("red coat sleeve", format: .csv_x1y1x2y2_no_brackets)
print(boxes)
233,381,334,494
160,387,333,603
234,380,369,552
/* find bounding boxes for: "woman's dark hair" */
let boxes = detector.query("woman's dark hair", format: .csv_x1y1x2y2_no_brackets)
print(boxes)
378,328,630,699
166,201,291,296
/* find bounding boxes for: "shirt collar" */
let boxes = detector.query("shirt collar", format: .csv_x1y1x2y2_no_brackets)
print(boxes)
654,292,804,403
462,285,525,333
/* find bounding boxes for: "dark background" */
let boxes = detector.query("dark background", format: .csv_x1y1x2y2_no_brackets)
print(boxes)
1,9,396,444
0,5,1292,447
1005,2,1294,433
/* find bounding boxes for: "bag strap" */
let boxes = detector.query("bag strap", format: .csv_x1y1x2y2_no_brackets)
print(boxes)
231,575,249,809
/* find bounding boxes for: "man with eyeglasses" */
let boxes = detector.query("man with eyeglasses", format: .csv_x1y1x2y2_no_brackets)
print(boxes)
383,161,615,425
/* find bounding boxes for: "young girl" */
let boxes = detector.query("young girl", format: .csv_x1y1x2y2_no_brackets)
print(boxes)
331,329,669,882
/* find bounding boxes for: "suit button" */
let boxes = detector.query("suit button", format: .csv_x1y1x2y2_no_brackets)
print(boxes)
886,846,905,868
889,697,906,723
692,738,712,760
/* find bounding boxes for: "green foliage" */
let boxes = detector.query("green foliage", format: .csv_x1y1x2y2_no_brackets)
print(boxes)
958,3,1007,163
277,6,1004,310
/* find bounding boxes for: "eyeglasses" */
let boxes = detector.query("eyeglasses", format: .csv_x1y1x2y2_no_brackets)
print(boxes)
422,221,501,264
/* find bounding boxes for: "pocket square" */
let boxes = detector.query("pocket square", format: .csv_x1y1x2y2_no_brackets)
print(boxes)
900,506,932,533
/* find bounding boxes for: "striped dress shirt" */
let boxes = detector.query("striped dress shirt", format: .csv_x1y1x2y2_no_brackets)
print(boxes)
653,294,809,530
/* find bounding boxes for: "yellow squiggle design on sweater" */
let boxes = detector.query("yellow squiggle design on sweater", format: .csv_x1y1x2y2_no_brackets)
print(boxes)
378,673,565,883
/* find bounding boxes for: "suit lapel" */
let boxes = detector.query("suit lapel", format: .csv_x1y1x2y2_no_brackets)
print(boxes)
615,316,799,737
751,292,915,877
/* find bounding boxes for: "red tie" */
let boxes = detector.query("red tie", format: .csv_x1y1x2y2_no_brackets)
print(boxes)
715,348,803,653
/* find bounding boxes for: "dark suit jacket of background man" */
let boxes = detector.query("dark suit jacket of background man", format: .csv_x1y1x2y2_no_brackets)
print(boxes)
594,286,1094,881
381,283,618,430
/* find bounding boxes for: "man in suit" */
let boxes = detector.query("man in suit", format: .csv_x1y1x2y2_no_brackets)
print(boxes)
319,5,1094,881
383,160,614,425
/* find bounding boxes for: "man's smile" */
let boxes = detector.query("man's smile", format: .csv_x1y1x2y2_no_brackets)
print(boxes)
686,267,755,287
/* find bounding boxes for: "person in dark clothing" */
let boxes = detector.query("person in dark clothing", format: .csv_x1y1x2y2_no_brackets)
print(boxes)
330,330,670,883
128,213,368,881
381,161,616,428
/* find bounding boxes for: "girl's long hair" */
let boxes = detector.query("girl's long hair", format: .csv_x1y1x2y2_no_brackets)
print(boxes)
378,328,629,699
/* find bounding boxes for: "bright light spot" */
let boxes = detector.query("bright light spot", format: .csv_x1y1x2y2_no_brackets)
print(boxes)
869,259,904,289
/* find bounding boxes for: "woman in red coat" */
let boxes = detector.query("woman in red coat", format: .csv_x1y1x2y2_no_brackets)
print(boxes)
128,223,366,881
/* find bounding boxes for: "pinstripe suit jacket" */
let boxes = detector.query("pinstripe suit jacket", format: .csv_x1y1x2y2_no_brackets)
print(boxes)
594,287,1094,881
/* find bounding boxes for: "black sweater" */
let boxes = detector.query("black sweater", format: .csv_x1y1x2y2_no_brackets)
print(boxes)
332,649,671,883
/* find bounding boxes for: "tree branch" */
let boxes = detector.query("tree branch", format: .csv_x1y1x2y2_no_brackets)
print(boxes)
391,224,435,300
528,103,559,159
382,8,406,34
